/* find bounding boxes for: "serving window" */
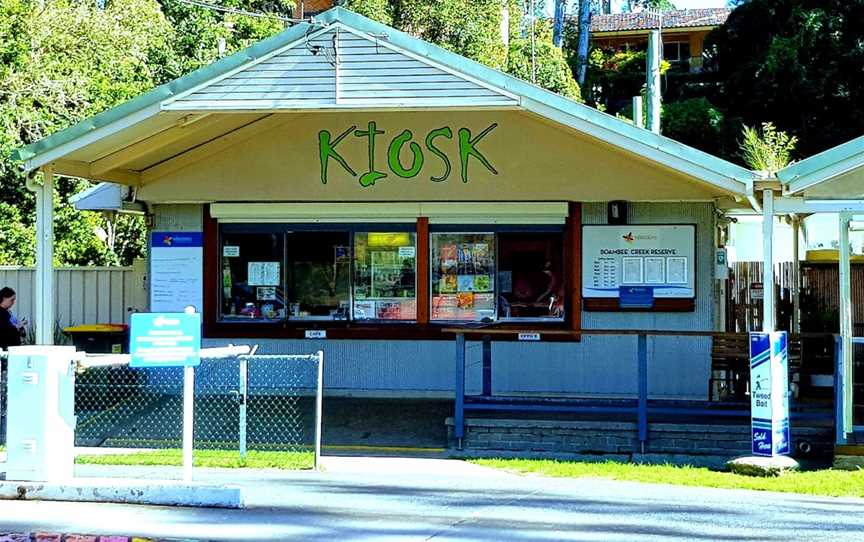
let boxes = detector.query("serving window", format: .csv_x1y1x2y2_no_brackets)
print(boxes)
430,229,565,323
218,224,417,323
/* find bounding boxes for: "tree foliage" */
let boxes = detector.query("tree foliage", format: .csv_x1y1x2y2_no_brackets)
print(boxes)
706,0,864,159
0,0,180,266
661,98,724,154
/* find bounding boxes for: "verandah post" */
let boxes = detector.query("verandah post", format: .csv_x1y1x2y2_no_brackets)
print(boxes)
454,333,466,450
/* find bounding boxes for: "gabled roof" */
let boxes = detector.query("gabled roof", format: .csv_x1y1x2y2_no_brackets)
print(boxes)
777,135,864,197
13,7,753,196
590,8,731,34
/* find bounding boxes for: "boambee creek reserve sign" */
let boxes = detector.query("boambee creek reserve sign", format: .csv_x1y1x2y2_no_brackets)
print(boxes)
582,225,696,299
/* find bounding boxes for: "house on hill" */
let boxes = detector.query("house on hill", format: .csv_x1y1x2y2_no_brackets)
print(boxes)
589,8,731,73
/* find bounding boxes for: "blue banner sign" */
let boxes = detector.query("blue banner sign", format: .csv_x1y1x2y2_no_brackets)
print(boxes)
130,313,201,368
749,332,790,456
619,286,654,308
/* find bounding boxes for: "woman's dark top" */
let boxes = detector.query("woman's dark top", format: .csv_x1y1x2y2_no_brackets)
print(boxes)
0,307,21,349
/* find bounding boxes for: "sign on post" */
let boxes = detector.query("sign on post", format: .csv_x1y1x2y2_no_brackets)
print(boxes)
749,331,790,456
130,313,201,368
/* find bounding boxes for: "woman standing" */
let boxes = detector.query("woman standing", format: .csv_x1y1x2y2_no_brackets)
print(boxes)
0,287,25,350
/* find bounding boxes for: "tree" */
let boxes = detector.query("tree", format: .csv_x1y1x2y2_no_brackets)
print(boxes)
706,0,864,159
625,0,676,12
661,98,724,154
0,0,179,266
572,0,592,86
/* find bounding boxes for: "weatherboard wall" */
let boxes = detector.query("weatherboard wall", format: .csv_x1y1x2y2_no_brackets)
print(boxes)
151,202,718,400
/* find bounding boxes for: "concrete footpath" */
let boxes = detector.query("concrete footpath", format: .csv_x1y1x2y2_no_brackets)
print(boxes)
0,456,863,541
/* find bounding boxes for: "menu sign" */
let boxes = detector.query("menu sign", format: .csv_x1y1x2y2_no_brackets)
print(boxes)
582,225,695,299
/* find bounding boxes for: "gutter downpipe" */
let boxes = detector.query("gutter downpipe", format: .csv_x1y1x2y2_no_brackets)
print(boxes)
25,165,54,345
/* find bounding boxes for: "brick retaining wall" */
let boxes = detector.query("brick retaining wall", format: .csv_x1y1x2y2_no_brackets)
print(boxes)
446,418,833,461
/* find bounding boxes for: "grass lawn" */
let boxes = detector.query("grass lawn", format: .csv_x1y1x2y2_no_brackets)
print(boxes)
472,458,864,498
76,449,314,470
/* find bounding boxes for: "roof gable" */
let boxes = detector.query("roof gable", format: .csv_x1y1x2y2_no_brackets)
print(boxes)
163,24,518,111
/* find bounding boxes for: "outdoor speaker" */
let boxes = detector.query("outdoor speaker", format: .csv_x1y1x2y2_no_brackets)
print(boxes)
608,200,628,224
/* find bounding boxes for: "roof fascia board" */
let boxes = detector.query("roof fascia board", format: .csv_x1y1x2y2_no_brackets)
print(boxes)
54,159,141,186
162,24,336,107
778,135,864,195
774,197,864,214
333,23,520,102
522,97,749,195
320,8,750,194
21,103,163,172
13,21,317,169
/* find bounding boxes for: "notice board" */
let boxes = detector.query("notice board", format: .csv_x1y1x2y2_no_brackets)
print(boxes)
582,225,696,299
150,232,204,313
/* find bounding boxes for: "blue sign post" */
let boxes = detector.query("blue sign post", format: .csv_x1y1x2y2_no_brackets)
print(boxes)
130,313,201,368
749,331,791,456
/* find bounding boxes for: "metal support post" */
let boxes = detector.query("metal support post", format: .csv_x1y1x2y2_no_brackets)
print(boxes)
33,166,55,345
839,212,854,436
314,350,324,470
791,216,801,333
454,333,466,450
183,365,195,482
834,335,847,445
762,189,775,331
637,333,648,452
238,355,248,459
481,335,492,397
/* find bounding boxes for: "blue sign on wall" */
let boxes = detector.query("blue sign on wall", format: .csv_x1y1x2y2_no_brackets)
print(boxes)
130,313,201,368
619,286,655,308
749,331,790,456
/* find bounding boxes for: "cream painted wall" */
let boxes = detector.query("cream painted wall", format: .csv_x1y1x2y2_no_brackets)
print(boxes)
139,110,728,203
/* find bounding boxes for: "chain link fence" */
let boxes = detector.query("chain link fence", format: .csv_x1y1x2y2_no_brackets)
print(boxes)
0,349,324,473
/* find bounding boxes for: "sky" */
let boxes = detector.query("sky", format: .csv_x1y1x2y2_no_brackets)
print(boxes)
542,0,728,15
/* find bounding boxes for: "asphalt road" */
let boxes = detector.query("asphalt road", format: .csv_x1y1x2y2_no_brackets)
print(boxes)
0,457,862,541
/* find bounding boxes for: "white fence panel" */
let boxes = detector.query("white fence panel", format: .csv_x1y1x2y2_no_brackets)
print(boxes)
0,262,147,331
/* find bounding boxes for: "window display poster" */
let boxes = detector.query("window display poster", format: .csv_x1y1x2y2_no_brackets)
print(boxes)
248,261,280,286
582,225,695,299
150,232,203,313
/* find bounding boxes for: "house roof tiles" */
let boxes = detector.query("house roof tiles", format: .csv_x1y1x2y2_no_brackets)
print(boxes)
589,8,731,33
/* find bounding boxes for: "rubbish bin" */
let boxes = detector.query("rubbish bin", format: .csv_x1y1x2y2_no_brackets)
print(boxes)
63,323,129,354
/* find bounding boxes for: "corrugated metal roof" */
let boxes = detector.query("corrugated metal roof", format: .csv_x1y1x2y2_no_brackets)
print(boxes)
589,8,731,33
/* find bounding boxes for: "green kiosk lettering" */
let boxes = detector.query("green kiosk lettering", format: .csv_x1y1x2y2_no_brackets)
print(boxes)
318,122,498,186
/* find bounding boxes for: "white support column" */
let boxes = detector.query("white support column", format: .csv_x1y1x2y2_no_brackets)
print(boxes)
632,95,644,129
762,189,775,332
839,211,854,435
646,30,662,134
791,216,801,333
35,166,55,345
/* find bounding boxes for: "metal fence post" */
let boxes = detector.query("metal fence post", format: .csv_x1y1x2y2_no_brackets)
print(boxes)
637,333,648,453
454,333,466,450
238,355,248,460
314,350,324,471
835,334,847,445
182,365,195,482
